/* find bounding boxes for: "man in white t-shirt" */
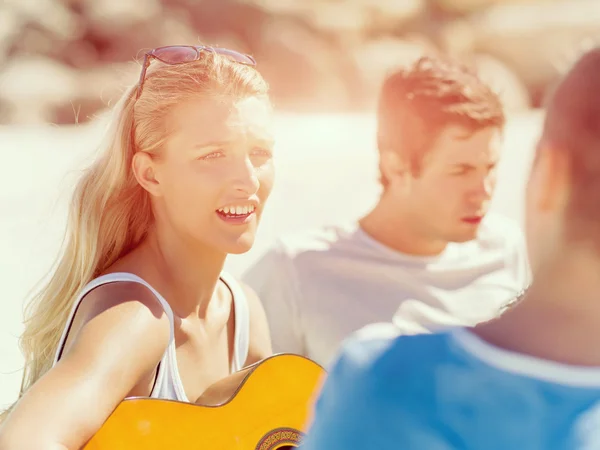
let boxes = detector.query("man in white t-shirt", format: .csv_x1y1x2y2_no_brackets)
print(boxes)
243,56,530,367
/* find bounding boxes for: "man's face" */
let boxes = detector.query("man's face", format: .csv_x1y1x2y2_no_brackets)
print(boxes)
396,125,503,244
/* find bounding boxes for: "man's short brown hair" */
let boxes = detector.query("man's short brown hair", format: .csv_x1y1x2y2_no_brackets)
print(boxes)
377,56,505,186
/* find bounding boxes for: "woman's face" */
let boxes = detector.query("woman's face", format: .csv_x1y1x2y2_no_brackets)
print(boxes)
139,94,275,255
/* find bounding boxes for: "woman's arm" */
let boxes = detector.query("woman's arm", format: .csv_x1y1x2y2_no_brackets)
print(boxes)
241,283,273,366
0,282,171,450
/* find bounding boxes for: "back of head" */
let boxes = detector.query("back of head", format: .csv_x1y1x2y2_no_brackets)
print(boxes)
377,56,504,183
542,48,600,244
4,48,269,419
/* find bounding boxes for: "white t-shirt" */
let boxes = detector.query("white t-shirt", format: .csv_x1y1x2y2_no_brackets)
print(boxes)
242,213,530,368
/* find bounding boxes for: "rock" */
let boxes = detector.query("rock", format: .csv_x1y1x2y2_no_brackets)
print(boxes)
51,95,106,125
241,0,316,16
433,0,555,15
245,0,426,38
0,99,12,124
0,7,23,67
2,0,84,67
71,0,167,64
440,19,531,112
51,60,140,124
470,54,530,112
7,0,586,123
8,25,69,65
468,0,600,104
0,56,79,124
4,0,81,40
305,2,368,38
367,0,428,34
159,10,204,47
81,62,138,104
351,37,437,109
51,39,100,69
439,18,476,55
80,0,162,30
254,19,350,110
175,0,270,51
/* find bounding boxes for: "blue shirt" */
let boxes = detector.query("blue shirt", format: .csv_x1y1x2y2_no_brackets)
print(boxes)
301,329,600,450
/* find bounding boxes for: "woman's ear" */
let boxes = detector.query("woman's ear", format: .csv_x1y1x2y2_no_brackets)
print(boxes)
132,152,161,197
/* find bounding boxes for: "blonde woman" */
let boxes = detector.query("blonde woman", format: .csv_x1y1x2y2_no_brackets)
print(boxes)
0,45,275,449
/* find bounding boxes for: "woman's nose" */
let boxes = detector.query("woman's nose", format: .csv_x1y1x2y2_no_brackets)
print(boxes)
232,157,260,195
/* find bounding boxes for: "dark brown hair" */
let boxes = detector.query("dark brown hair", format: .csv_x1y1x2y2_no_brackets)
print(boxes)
377,56,505,186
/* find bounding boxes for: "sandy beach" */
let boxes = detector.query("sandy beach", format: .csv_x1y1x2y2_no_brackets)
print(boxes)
0,110,542,408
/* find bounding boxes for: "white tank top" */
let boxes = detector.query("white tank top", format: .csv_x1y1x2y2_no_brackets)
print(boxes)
52,271,250,403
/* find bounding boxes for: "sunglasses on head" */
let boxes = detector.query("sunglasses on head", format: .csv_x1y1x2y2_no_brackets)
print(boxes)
136,45,257,99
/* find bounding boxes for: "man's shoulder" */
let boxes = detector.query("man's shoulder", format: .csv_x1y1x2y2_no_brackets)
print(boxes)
331,330,455,386
303,331,463,450
268,222,361,262
242,223,362,287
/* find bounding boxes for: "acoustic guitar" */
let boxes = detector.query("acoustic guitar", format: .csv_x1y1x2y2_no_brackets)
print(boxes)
83,353,326,449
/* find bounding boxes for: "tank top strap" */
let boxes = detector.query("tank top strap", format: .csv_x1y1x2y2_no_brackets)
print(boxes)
52,271,247,403
53,272,176,365
220,271,250,372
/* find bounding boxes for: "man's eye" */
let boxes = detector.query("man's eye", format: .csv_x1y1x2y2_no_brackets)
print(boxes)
251,147,273,158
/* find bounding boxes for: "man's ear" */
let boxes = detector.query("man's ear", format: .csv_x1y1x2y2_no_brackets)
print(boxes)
531,142,571,212
380,149,409,187
132,151,161,197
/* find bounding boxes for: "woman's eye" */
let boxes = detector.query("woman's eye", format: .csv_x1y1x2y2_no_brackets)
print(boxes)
199,150,225,160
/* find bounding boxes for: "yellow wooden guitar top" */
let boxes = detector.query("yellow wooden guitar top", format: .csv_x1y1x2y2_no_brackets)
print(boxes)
83,353,326,449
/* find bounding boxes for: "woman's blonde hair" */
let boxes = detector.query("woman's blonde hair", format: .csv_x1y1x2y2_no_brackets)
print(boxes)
3,50,269,419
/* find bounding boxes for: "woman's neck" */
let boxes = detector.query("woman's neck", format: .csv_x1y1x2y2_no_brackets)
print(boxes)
133,226,227,318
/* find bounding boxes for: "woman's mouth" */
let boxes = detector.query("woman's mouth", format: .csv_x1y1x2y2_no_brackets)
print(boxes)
216,204,256,225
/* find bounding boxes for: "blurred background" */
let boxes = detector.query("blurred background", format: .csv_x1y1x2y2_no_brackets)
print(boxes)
2,0,600,124
1,0,599,407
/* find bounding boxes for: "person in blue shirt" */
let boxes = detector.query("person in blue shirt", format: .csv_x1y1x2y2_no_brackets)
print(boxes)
300,47,600,450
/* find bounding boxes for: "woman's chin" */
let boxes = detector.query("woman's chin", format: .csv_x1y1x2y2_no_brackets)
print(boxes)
222,236,256,255
226,246,253,256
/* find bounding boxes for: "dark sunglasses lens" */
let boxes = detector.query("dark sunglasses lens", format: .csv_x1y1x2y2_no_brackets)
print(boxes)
153,46,199,64
212,48,256,65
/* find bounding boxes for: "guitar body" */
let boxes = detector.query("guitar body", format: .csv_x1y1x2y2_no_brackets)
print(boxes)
83,354,325,449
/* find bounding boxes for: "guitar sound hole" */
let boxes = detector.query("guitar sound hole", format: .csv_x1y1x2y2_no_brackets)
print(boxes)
278,447,296,450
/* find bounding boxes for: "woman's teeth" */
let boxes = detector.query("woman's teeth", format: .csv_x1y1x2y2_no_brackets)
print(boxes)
217,205,255,215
